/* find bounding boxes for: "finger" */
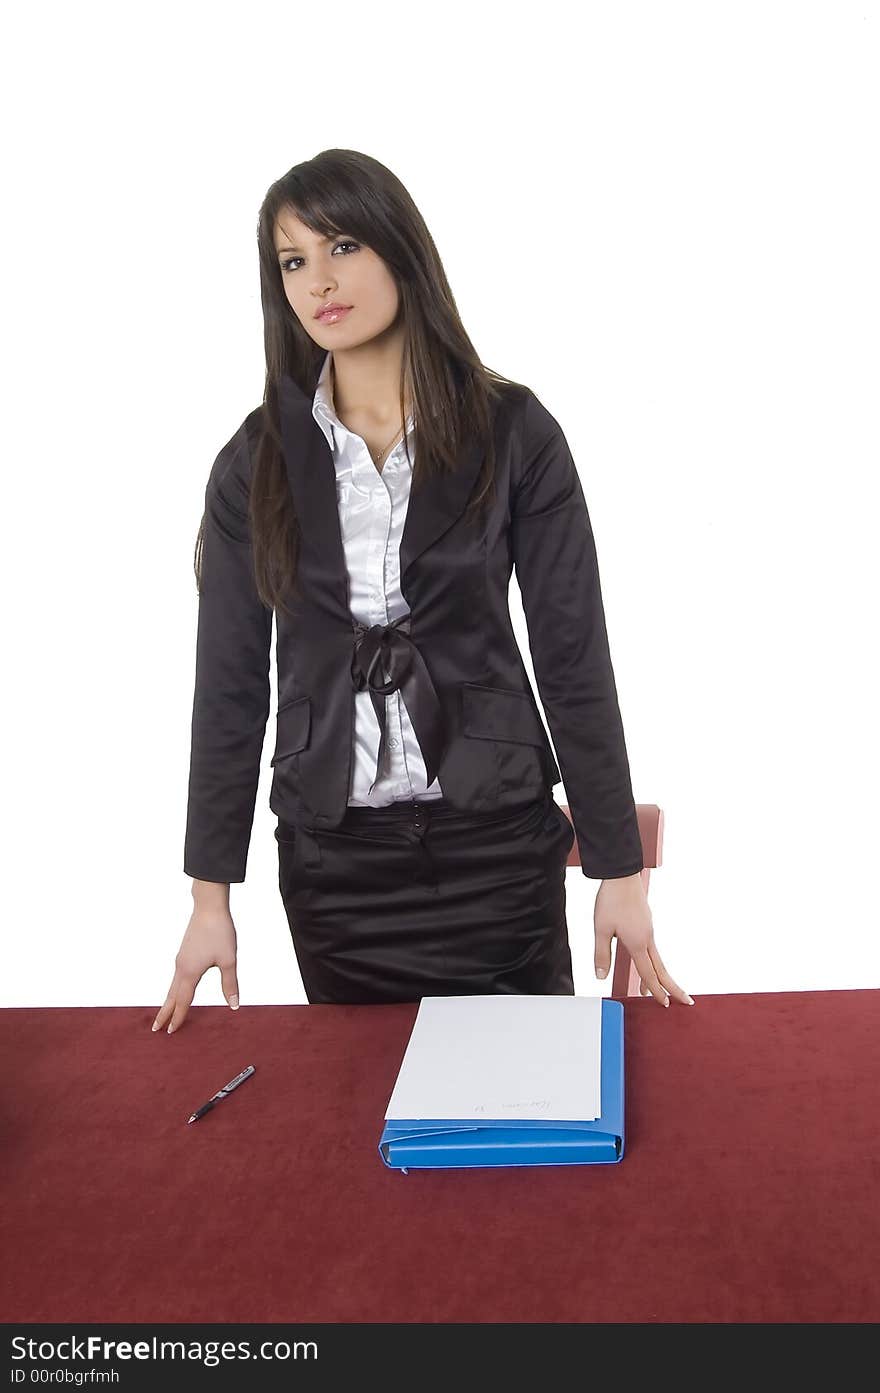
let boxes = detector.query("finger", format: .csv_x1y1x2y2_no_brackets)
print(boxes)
647,944,694,1006
593,925,614,981
151,992,175,1032
220,963,240,1010
167,979,198,1035
632,951,669,1007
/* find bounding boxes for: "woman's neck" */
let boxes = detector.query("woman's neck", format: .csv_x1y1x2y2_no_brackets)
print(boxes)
329,331,411,431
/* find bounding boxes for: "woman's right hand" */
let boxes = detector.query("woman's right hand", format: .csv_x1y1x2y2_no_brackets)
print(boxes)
151,901,240,1034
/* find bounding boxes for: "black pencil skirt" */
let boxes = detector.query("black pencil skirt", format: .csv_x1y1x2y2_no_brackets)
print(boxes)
275,791,577,1004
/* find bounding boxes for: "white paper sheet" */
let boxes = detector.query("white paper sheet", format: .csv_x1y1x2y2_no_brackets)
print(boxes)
384,994,603,1122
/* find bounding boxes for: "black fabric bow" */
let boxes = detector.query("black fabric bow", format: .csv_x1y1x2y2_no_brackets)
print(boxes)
350,614,446,793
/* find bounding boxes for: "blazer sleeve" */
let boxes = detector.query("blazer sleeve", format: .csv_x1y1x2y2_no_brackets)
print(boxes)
183,420,273,883
511,390,644,880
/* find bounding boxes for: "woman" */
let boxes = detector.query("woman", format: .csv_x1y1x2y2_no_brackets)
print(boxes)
153,148,691,1031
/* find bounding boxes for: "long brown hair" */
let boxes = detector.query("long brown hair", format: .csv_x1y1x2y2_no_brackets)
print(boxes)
196,148,524,618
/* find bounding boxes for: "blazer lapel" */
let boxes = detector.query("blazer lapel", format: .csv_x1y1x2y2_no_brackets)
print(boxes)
277,370,485,604
397,432,484,587
278,372,349,614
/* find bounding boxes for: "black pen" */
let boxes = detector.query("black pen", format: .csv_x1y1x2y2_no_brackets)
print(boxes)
187,1065,255,1124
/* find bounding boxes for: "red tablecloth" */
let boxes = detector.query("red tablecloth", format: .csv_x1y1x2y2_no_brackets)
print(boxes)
1,989,877,1323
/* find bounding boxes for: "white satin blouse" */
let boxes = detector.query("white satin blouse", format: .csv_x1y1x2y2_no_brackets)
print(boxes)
311,350,445,806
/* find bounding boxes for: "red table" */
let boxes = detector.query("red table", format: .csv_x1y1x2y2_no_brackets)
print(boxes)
1,990,877,1323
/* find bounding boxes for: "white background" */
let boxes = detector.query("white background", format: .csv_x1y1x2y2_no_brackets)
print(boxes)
4,0,878,1009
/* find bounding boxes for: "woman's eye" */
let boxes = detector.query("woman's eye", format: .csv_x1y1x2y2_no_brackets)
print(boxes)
281,240,360,273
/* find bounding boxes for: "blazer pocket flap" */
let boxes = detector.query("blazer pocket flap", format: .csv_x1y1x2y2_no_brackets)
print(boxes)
461,682,545,746
270,695,311,765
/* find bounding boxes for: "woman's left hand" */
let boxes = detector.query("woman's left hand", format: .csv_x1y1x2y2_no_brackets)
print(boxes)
593,873,694,1007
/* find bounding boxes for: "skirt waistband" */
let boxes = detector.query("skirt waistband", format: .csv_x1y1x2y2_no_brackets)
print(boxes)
278,791,549,835
342,797,460,824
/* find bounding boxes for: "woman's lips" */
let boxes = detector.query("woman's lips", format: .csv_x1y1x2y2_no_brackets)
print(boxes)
316,305,353,324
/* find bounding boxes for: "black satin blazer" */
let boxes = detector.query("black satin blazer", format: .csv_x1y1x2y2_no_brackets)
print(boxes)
182,374,644,885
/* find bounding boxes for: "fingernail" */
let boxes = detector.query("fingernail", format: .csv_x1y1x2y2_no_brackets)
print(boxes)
167,1024,175,1034
229,995,239,1010
596,968,608,979
685,994,695,1005
663,995,670,1008
151,1022,159,1032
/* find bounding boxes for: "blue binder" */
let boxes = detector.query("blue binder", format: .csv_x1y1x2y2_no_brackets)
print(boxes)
378,997,624,1170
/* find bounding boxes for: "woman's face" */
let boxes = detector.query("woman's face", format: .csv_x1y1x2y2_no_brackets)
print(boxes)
273,208,401,350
